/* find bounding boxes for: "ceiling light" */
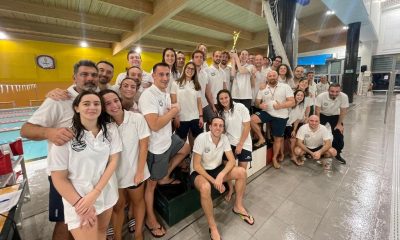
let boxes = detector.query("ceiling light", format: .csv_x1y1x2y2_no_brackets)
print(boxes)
135,46,142,53
0,31,8,40
80,41,88,48
343,26,349,30
326,10,335,15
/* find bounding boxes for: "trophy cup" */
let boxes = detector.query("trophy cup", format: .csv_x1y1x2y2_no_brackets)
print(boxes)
231,31,241,53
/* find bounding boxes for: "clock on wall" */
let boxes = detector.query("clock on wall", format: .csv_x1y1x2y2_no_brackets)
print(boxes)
36,55,55,69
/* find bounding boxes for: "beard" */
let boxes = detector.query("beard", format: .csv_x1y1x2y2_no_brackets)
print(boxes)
82,82,97,91
99,76,110,84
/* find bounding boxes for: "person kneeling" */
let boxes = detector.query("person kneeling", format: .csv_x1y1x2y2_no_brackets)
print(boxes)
294,115,337,169
191,117,254,240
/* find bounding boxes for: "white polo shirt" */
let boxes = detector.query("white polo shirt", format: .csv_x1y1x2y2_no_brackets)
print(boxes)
287,103,306,126
278,76,296,89
316,82,330,95
256,82,294,119
197,67,210,108
231,64,253,99
252,68,267,104
296,123,332,149
207,65,226,103
170,80,201,121
116,111,151,188
138,85,172,154
222,102,252,152
27,85,78,174
220,65,232,91
315,92,349,116
190,132,232,173
115,70,153,86
48,123,122,229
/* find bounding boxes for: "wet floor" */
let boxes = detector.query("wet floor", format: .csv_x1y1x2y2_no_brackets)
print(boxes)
19,95,393,240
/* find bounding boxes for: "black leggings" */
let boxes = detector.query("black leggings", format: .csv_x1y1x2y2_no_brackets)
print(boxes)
320,114,344,154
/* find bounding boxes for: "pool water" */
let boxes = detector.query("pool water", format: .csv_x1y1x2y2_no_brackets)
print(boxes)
0,107,48,161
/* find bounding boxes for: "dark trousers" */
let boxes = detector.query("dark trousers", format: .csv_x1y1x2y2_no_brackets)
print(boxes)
320,114,344,154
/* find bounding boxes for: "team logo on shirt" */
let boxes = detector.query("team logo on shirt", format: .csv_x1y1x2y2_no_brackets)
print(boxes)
211,72,216,76
71,139,87,152
179,85,185,89
304,134,310,138
264,90,270,95
158,100,163,107
323,103,329,106
204,147,210,153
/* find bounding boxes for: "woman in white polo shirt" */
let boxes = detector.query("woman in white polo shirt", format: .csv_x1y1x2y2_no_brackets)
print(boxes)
277,64,295,89
171,62,204,145
49,91,122,239
100,89,150,240
296,78,311,121
119,77,140,113
282,89,306,165
162,48,179,92
216,89,252,201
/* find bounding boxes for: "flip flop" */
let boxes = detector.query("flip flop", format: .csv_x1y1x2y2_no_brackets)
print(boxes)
128,218,135,233
145,224,165,238
106,226,114,240
254,140,266,148
232,209,255,225
158,178,181,186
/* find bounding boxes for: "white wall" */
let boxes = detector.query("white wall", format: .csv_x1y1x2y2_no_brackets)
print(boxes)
377,7,400,55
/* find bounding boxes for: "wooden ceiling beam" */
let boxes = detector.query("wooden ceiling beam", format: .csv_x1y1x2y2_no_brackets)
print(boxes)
0,17,120,42
99,0,153,15
112,0,189,55
149,28,226,48
0,0,133,32
3,32,111,48
224,0,263,17
137,38,197,52
171,11,253,40
100,0,254,41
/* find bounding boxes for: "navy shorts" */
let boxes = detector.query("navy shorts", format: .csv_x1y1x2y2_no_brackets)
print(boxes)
190,164,225,187
307,145,323,152
223,145,252,162
48,176,65,222
175,119,203,140
254,111,288,137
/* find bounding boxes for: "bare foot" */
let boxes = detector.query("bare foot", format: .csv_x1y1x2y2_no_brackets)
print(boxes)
209,227,221,240
224,189,233,202
272,159,281,169
278,154,284,162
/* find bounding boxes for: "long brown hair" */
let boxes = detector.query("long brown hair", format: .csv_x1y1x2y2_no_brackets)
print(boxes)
176,62,201,91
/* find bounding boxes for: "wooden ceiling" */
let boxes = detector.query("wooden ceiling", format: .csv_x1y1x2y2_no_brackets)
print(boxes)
0,0,347,54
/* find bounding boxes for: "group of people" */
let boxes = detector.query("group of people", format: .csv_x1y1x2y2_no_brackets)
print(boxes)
20,43,348,240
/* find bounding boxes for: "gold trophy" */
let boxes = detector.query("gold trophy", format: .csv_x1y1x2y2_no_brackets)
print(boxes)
231,31,241,53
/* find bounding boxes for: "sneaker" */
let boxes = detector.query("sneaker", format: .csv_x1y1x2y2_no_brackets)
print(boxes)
335,155,346,164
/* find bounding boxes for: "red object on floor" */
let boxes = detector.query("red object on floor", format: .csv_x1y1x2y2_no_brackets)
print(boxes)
0,153,13,175
9,138,23,155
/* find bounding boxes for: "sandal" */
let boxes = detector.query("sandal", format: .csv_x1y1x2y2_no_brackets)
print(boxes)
128,218,135,233
106,226,114,240
232,209,255,225
254,140,266,148
145,224,165,238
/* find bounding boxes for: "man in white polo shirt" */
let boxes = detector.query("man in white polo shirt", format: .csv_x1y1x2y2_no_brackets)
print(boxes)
315,83,349,164
138,62,190,238
206,50,227,109
230,50,254,112
316,75,330,95
294,115,337,169
114,50,152,87
191,117,254,240
250,70,295,169
20,60,99,240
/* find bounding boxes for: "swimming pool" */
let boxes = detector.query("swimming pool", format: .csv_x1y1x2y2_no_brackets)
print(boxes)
0,107,48,161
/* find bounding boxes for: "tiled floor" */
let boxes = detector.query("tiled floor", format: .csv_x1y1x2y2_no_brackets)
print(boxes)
18,95,393,240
